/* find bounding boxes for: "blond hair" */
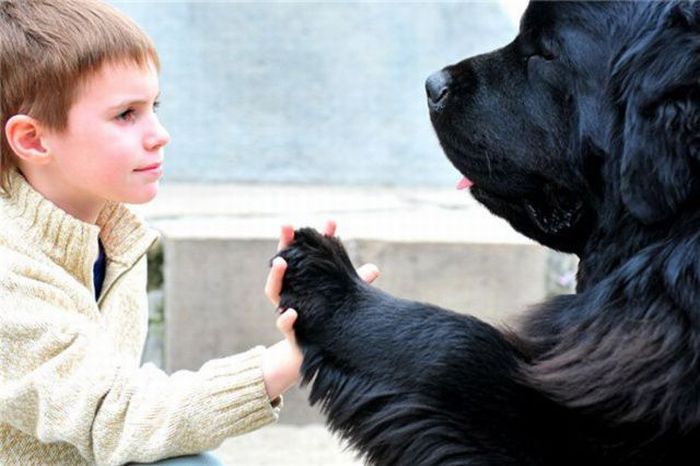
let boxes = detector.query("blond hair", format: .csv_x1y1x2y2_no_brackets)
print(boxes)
0,0,159,192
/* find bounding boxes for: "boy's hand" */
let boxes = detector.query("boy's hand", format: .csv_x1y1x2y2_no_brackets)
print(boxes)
261,221,379,400
264,220,380,308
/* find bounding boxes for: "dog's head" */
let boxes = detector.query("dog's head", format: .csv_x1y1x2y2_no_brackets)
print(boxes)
428,1,699,254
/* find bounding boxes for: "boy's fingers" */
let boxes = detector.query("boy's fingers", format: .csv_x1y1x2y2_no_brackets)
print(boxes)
323,219,337,237
265,257,287,305
277,225,295,252
357,263,380,284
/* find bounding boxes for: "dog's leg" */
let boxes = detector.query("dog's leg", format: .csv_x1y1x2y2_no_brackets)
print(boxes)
299,297,564,465
277,229,569,465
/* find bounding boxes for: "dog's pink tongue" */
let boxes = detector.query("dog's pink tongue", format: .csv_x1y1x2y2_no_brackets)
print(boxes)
457,177,474,190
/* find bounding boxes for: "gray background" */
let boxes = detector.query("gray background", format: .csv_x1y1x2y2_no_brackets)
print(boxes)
111,1,520,186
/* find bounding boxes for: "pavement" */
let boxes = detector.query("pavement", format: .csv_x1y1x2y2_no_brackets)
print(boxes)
214,425,362,466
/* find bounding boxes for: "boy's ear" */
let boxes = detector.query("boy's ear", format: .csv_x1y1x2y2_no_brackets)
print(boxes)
4,115,51,165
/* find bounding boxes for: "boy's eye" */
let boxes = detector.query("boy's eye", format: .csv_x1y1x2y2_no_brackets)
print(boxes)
115,101,160,122
116,108,136,122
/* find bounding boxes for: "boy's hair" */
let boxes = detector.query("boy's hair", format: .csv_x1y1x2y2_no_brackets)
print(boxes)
0,0,160,193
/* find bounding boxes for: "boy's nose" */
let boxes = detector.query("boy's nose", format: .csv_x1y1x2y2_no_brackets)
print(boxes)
145,120,170,151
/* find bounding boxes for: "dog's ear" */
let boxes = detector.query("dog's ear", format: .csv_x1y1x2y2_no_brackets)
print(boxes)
614,3,700,224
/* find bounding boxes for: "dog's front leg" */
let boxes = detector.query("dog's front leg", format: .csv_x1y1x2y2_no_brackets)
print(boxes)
276,228,566,465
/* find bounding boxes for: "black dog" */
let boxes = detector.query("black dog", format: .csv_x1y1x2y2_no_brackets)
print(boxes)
276,1,700,464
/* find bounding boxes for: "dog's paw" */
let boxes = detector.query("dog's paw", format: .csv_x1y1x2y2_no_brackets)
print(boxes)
274,228,362,334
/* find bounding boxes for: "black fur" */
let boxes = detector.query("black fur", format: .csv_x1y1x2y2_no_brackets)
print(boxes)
275,1,700,464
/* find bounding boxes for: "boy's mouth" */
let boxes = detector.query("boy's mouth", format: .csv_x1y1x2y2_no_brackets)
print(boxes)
134,162,162,172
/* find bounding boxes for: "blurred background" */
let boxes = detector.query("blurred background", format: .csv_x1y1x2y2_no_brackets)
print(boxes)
106,2,578,465
112,0,525,186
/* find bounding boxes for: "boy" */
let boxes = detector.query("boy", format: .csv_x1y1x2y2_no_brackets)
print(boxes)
0,1,377,465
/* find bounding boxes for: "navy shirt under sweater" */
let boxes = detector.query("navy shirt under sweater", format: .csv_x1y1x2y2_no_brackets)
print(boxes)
93,240,106,300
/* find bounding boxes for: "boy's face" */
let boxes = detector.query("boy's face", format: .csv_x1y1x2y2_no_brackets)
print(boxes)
41,60,169,213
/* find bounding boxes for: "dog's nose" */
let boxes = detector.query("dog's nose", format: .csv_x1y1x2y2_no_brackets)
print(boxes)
426,70,451,107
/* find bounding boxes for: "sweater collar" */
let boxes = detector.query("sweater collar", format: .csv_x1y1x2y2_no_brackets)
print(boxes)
3,169,159,287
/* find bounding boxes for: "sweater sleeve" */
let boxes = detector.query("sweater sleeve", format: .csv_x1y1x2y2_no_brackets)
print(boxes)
0,280,280,465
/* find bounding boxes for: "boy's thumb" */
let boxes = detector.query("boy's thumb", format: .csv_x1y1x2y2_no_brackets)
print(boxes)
276,308,298,334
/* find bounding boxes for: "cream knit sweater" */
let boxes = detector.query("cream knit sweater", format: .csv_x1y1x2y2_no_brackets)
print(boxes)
0,170,279,465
